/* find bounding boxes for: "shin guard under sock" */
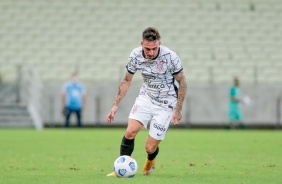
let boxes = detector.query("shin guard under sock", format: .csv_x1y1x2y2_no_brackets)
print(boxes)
120,136,134,156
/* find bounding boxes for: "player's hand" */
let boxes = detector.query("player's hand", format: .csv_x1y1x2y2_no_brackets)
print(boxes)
171,110,182,125
106,105,118,123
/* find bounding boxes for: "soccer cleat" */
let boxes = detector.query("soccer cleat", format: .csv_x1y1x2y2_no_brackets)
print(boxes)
143,158,156,175
106,171,117,177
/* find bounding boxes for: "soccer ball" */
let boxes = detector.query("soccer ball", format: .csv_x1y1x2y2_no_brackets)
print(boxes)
113,155,138,178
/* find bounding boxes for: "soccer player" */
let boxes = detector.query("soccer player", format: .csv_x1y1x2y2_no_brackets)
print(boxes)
106,27,187,176
61,72,86,128
228,77,243,129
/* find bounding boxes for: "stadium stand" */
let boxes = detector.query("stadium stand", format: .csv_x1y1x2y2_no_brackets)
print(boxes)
0,0,281,84
1,0,282,128
0,104,33,128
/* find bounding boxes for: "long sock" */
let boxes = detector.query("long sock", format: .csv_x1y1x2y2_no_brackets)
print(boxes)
147,147,159,160
120,136,134,156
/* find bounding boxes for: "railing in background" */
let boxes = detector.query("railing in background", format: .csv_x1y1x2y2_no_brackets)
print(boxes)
16,65,23,103
0,65,20,104
27,64,44,130
0,84,17,103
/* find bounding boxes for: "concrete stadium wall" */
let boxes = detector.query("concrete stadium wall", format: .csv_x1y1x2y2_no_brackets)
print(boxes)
41,82,282,128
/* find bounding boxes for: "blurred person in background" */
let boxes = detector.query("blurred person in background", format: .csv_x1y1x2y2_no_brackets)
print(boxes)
61,72,86,128
228,77,244,129
106,27,187,176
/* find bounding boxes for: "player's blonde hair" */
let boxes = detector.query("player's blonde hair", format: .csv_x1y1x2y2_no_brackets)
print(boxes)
142,27,161,41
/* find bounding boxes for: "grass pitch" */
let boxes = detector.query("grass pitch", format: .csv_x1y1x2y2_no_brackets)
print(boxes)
0,128,281,184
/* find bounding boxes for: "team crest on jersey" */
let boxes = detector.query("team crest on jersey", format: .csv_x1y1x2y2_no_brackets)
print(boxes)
131,104,140,114
156,61,165,72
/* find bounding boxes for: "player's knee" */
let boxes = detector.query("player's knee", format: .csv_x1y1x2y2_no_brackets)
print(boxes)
145,145,157,154
124,129,138,139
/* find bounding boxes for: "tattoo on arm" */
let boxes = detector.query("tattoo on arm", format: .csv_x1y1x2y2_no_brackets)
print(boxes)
113,72,133,106
174,71,187,112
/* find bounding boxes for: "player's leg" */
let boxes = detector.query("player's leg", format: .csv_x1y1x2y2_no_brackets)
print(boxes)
143,136,160,175
228,110,237,129
230,107,242,129
107,96,151,177
64,108,71,128
120,96,152,156
75,109,82,128
143,105,172,175
236,109,245,129
120,118,144,156
107,119,143,177
145,136,160,156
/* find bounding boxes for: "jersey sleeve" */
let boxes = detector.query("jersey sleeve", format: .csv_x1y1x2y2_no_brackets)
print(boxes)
126,51,137,74
170,53,183,75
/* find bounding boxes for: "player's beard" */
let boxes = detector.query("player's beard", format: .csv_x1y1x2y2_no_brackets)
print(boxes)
146,54,156,59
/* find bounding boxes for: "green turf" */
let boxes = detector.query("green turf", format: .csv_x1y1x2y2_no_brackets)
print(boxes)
0,128,281,184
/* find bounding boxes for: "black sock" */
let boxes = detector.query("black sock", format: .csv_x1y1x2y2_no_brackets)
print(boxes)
120,136,134,156
148,147,159,160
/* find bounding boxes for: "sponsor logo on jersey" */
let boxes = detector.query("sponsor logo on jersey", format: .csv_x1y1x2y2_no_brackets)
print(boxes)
142,74,156,80
143,74,158,85
142,74,165,89
147,83,165,89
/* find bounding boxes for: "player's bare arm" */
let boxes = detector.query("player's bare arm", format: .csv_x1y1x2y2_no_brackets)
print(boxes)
172,70,187,125
107,71,134,123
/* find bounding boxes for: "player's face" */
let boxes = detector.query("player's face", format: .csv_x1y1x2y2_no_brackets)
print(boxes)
141,40,160,59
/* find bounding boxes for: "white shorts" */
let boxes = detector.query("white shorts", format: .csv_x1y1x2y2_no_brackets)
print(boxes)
128,95,173,140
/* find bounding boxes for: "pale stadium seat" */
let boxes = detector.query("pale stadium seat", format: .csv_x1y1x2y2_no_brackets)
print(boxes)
0,0,282,84
212,65,255,84
256,65,282,83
